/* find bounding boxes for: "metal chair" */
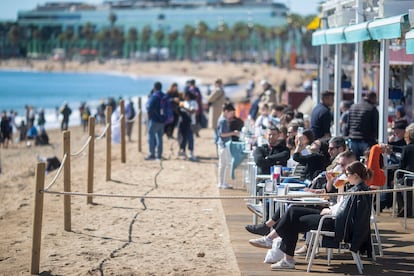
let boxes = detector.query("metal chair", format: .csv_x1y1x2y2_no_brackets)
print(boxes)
392,169,414,229
370,191,383,259
306,214,364,274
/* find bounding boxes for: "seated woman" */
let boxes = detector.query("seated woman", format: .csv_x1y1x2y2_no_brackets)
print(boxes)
249,161,372,270
291,136,330,183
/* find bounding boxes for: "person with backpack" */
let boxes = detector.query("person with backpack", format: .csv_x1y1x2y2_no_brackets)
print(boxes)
145,81,167,160
188,79,203,137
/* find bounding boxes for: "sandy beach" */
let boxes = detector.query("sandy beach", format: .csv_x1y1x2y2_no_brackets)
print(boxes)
0,60,312,275
0,124,242,275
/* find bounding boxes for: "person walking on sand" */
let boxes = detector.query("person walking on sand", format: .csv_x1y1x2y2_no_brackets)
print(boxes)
177,91,198,161
164,83,180,139
188,79,203,137
60,102,72,131
125,98,136,142
145,81,165,160
216,102,239,189
207,78,226,142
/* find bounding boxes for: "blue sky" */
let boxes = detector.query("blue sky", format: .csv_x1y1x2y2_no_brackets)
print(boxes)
1,0,321,21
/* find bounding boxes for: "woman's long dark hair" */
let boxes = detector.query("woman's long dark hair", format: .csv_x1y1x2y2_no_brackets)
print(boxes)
346,161,373,181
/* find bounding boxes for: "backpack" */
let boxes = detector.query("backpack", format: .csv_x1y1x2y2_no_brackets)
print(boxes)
158,93,174,124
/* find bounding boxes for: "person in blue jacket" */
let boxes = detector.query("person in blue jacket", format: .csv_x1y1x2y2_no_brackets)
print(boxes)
145,81,165,160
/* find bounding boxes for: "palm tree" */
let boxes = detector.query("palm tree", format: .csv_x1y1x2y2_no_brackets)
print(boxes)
183,25,195,60
110,27,124,57
125,27,138,58
154,29,164,47
231,22,249,60
195,21,209,58
168,31,179,59
96,28,111,57
141,25,152,53
81,22,95,50
8,25,20,56
109,12,117,28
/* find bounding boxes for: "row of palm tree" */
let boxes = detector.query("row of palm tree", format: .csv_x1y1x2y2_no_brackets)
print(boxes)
0,12,318,65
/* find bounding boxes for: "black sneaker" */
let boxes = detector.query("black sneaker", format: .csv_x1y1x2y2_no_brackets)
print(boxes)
245,223,271,236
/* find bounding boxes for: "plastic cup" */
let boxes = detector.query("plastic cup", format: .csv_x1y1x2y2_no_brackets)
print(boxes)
265,179,273,193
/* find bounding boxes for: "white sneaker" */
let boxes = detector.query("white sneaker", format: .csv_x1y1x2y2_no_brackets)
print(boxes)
294,244,308,256
270,258,295,269
249,236,273,249
246,203,263,218
219,183,233,189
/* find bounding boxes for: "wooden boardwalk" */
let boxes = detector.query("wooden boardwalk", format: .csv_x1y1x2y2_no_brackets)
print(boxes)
220,188,414,276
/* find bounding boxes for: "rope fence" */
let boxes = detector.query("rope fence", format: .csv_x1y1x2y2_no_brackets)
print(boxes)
30,98,146,275
40,185,414,200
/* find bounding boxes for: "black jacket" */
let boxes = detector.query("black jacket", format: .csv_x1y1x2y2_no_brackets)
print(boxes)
400,143,414,172
253,139,290,174
346,99,378,143
293,152,328,180
334,182,372,255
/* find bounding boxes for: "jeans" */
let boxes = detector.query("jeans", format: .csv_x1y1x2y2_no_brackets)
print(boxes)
217,145,230,186
349,139,371,161
179,125,194,152
148,120,165,158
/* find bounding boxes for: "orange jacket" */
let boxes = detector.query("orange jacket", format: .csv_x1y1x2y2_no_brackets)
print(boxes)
366,144,386,187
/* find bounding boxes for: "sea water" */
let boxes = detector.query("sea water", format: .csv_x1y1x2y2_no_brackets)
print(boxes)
0,69,244,129
0,70,189,129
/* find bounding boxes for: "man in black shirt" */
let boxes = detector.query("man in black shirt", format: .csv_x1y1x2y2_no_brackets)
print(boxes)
310,90,334,139
346,92,379,160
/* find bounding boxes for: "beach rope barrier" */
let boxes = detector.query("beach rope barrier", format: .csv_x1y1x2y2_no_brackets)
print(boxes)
95,123,110,140
43,154,67,191
41,185,414,201
70,136,92,157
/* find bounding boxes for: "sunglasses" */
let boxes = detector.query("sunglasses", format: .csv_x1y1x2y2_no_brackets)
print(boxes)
345,172,353,177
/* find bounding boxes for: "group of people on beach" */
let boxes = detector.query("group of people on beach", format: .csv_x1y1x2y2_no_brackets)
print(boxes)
0,106,49,148
145,79,209,161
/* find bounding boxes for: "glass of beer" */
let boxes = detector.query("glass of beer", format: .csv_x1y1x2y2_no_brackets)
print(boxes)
334,174,348,189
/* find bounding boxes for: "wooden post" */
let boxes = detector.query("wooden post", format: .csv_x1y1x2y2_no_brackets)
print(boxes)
87,116,95,204
120,99,126,163
138,97,142,152
63,131,71,231
30,162,45,275
106,105,112,181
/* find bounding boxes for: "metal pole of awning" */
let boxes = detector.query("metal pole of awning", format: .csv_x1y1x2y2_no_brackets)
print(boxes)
318,13,329,106
354,0,363,104
333,44,342,137
378,39,390,216
379,39,389,144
